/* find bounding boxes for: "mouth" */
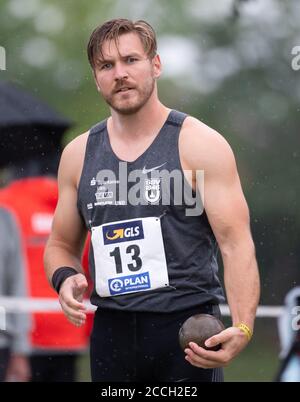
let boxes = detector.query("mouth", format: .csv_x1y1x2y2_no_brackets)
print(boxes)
115,87,134,93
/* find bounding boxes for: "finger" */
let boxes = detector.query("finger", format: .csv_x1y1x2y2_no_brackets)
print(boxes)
68,314,85,325
67,315,85,327
60,275,88,308
65,309,86,326
205,329,231,348
66,311,86,323
185,353,223,369
59,297,87,321
62,305,86,322
63,295,86,312
185,355,221,368
187,343,228,364
59,286,87,311
74,274,88,289
73,275,89,301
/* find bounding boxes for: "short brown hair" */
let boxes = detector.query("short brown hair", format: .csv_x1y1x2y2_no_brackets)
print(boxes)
87,18,157,69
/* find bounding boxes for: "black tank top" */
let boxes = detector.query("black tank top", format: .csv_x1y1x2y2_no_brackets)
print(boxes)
77,110,224,312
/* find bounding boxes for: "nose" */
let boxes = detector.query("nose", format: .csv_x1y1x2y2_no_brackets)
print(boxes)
114,61,128,81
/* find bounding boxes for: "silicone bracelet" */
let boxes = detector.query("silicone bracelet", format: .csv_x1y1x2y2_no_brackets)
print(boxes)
236,323,253,341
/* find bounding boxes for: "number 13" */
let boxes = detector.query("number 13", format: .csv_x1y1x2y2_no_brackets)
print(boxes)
109,245,142,274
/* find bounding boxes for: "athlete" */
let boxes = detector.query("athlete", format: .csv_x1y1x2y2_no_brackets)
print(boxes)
44,18,260,382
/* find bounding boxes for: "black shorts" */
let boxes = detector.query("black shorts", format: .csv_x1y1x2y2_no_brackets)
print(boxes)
90,304,224,382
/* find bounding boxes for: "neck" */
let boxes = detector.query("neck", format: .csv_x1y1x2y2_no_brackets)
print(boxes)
108,90,170,140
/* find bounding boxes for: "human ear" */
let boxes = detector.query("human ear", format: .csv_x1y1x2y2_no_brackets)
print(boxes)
152,54,162,78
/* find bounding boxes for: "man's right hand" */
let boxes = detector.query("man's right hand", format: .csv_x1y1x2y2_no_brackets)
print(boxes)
58,273,88,326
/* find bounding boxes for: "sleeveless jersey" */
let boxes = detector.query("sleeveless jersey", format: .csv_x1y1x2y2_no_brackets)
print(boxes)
78,110,224,312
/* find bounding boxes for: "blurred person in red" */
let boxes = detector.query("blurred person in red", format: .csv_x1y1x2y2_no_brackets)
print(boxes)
0,153,92,382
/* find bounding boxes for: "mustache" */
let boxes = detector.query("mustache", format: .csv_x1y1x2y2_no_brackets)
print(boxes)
114,81,136,93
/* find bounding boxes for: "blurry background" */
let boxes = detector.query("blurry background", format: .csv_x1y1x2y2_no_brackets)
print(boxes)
0,0,299,381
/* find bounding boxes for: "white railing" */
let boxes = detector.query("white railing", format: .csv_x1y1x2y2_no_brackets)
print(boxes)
0,297,284,317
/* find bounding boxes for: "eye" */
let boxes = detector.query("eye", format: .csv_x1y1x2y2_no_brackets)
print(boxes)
101,63,113,70
127,57,137,64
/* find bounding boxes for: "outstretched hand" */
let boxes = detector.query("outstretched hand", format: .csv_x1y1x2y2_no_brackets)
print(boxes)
184,326,250,368
58,273,88,327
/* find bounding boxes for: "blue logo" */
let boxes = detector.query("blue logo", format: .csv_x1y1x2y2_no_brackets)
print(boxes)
103,220,144,245
108,272,151,295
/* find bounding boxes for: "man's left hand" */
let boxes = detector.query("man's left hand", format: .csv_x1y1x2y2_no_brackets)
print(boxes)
184,327,250,368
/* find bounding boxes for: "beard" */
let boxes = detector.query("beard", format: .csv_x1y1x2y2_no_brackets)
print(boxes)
103,76,156,115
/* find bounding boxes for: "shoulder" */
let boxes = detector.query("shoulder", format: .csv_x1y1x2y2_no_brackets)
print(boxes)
62,131,89,158
59,131,90,187
180,115,237,175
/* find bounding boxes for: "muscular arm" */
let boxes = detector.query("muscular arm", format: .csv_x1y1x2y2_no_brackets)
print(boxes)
180,118,260,367
202,134,260,330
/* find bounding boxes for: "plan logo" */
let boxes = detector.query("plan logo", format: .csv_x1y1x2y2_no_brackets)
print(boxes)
108,272,151,295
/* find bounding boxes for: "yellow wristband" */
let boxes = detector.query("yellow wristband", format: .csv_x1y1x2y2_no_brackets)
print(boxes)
236,323,253,341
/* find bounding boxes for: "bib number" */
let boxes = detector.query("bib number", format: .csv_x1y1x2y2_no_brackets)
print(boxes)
110,245,142,273
91,217,169,297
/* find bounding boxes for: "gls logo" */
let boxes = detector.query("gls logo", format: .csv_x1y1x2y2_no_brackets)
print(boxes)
291,306,300,330
103,220,144,245
106,227,139,240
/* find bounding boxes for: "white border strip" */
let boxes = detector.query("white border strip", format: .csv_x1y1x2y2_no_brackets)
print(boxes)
0,297,284,317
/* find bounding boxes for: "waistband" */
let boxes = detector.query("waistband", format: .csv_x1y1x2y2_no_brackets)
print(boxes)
95,303,221,319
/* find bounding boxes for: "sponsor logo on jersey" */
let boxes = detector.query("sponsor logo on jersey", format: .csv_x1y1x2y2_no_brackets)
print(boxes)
103,220,144,245
144,178,161,203
108,272,151,295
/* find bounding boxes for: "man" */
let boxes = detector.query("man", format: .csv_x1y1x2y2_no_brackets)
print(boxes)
44,18,260,382
0,207,30,382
